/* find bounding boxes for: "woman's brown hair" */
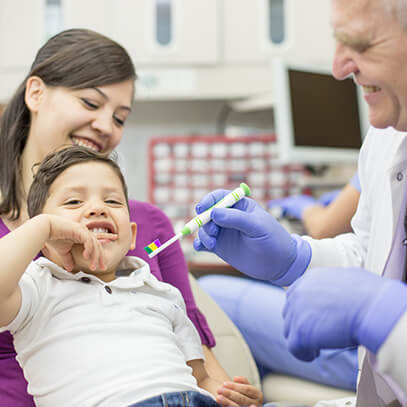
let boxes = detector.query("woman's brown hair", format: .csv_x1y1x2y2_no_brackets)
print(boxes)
0,28,136,220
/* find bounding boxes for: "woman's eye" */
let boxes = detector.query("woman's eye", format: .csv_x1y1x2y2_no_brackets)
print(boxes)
81,98,98,109
114,116,125,126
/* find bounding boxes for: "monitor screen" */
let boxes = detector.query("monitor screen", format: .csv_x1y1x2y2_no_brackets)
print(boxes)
272,59,367,164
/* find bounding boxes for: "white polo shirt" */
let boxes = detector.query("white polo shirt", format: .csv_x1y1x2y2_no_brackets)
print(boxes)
1,257,210,407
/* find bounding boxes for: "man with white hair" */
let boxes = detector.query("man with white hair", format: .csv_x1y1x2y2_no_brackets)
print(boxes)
194,0,407,405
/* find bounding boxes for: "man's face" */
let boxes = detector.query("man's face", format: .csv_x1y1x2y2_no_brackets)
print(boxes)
42,161,136,279
331,0,407,131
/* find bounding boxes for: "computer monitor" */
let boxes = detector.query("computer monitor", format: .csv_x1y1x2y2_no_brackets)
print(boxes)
272,58,368,164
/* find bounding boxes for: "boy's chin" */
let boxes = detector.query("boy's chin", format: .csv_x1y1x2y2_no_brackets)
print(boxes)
71,258,109,274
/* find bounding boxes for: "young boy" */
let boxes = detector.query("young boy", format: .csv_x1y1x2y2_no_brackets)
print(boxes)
0,146,262,407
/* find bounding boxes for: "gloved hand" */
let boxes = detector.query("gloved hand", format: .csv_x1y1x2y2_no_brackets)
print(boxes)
318,189,341,206
283,267,407,361
193,189,311,286
268,190,342,220
268,195,319,220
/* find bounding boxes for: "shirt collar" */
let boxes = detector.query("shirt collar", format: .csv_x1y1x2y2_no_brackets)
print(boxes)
33,256,158,290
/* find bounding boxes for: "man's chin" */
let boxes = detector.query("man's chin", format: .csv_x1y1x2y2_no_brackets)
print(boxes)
369,108,407,131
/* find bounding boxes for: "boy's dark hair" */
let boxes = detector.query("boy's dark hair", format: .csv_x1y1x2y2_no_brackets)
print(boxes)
27,146,129,218
0,28,136,220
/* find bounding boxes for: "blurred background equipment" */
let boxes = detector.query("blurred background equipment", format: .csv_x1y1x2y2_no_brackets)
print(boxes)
271,58,367,165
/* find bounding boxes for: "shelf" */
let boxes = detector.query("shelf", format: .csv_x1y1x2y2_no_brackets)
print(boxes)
228,93,275,112
148,134,309,260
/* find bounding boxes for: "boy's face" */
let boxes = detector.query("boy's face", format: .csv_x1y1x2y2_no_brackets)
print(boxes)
42,161,137,279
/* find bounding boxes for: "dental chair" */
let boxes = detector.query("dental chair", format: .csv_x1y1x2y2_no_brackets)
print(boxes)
189,275,356,406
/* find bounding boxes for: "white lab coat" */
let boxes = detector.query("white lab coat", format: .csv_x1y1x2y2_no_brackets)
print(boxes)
305,126,407,406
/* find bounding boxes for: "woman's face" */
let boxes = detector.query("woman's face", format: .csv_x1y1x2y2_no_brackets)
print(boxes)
25,78,134,162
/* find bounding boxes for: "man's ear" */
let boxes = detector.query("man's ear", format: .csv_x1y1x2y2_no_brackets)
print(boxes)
129,222,137,250
25,76,45,113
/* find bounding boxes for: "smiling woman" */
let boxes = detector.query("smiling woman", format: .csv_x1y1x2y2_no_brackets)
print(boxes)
0,28,224,406
0,28,136,223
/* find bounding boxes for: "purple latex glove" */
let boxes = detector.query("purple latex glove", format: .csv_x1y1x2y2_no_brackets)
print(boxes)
268,195,319,219
318,189,341,206
193,189,311,286
268,191,341,220
283,267,407,361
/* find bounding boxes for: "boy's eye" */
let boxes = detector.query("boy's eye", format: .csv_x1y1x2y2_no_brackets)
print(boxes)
64,199,82,205
105,199,124,205
81,98,98,109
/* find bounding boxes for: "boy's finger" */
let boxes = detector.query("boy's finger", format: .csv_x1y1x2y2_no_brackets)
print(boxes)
81,229,96,260
93,240,104,271
98,243,108,270
233,376,249,384
223,381,259,399
215,394,239,407
217,387,254,405
62,254,74,272
85,236,100,271
82,237,95,264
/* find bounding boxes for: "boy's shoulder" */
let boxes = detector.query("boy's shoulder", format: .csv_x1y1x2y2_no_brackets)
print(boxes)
30,256,185,307
24,259,54,281
120,256,185,306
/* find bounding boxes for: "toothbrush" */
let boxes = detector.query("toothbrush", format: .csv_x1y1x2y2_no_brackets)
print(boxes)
144,183,251,258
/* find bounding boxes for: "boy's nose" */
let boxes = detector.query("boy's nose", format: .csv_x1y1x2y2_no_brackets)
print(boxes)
87,205,108,217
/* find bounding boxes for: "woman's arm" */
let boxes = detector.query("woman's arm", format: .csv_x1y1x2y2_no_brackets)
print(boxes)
302,182,360,239
202,345,230,382
188,358,221,396
188,359,262,406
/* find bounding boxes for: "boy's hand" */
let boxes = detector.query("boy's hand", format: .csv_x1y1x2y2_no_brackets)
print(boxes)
41,214,112,272
216,376,263,407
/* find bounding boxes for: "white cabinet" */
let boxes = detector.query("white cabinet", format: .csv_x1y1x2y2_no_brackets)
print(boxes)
0,0,43,69
224,0,281,64
224,0,334,66
0,0,43,101
0,0,336,102
62,0,220,67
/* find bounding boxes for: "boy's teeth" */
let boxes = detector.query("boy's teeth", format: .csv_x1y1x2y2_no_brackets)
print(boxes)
90,228,109,233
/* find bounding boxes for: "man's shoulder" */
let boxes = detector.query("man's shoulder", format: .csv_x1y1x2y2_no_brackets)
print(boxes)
365,126,407,144
360,126,407,165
